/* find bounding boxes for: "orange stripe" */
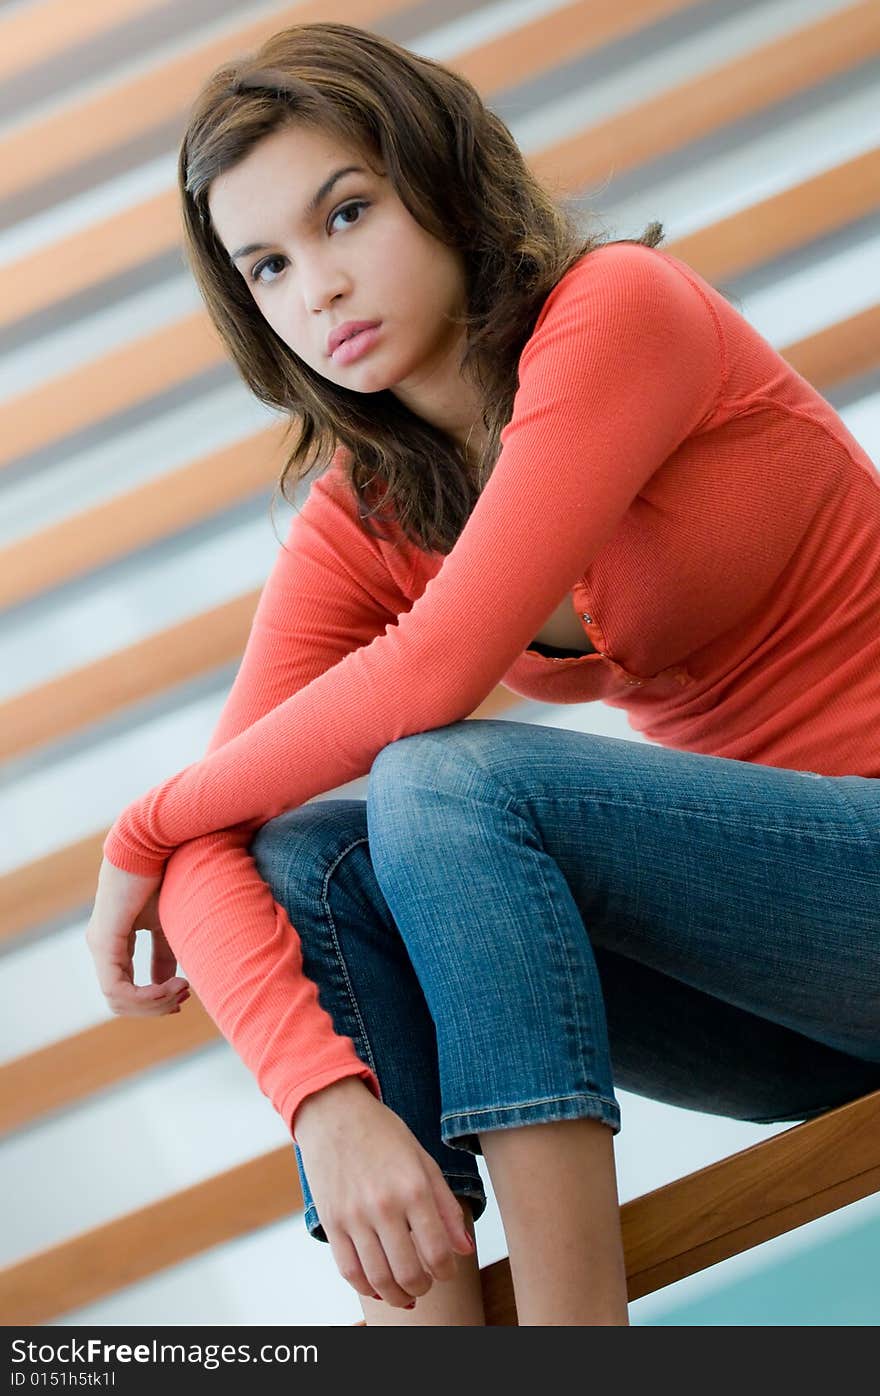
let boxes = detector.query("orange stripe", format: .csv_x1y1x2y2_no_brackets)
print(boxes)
0,0,170,82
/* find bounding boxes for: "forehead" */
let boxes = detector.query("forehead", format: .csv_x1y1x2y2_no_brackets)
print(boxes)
207,124,369,241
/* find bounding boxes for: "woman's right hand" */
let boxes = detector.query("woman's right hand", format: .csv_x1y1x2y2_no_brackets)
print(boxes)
85,864,190,1018
294,1078,476,1310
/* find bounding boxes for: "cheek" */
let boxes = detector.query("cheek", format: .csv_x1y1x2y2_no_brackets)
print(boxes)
255,299,301,354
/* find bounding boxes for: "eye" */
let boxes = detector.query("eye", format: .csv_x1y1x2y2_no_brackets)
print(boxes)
249,200,370,285
329,199,369,233
249,254,286,286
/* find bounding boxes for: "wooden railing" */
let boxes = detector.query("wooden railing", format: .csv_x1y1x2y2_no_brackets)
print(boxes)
3,0,879,1326
3,1086,878,1324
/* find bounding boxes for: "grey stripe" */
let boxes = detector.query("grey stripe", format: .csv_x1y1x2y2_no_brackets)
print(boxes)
0,0,274,126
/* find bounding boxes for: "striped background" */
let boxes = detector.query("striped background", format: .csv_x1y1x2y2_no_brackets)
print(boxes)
1,0,878,1325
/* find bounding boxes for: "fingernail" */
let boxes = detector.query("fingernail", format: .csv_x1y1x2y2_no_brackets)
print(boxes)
405,1301,416,1310
370,1292,382,1300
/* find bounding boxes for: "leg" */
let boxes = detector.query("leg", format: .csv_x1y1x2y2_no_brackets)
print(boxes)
480,1118,629,1325
249,799,487,1325
366,720,880,1324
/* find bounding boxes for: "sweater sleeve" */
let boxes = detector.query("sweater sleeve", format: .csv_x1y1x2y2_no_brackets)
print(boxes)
105,244,723,874
138,466,403,1140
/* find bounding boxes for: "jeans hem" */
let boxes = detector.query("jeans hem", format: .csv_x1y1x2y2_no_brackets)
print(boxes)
440,1091,622,1154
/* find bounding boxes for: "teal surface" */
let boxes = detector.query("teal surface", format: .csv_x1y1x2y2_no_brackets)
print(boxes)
633,1212,880,1325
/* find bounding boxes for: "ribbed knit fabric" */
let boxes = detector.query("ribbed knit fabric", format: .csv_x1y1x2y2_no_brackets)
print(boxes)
102,242,880,1139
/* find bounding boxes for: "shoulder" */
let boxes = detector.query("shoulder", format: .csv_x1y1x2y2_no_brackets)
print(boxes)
530,241,711,340
519,241,723,397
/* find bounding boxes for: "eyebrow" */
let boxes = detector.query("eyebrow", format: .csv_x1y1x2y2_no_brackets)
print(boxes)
228,165,367,266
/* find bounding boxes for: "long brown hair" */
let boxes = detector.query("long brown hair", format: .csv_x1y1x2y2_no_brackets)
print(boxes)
179,20,666,555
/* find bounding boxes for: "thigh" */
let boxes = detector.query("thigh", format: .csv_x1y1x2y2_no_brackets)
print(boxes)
419,719,880,1063
595,945,880,1125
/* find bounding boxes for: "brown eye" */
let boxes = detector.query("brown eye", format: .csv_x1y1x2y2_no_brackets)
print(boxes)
330,200,369,231
250,255,286,285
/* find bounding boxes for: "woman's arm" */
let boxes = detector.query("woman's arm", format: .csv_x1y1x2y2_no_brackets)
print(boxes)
150,467,403,1136
106,243,724,877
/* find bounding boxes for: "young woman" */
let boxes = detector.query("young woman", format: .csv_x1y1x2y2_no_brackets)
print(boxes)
85,22,880,1326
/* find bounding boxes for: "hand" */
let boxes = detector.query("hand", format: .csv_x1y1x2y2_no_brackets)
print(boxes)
294,1080,476,1310
85,858,190,1017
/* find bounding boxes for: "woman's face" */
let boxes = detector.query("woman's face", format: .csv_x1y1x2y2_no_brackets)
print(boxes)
208,122,481,440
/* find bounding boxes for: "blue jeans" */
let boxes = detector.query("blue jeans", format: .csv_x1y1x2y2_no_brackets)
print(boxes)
249,719,880,1242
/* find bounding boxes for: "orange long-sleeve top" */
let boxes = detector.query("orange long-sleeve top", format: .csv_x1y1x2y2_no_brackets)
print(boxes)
102,242,880,1140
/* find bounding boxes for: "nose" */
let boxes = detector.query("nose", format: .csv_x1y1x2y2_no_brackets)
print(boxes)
296,259,347,319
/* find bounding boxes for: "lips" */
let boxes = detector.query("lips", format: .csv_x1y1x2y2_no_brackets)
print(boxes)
327,320,381,356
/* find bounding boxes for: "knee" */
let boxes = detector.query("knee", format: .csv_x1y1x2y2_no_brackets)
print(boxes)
367,726,518,875
369,720,513,815
248,799,368,908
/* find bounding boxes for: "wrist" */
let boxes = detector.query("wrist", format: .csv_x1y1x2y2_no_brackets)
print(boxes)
293,1075,374,1144
97,856,162,908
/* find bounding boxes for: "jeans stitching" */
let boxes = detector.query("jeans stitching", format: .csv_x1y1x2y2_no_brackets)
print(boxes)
508,795,606,1107
440,1090,620,1121
319,835,383,1085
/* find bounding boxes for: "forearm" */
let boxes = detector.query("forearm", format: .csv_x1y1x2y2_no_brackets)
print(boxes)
158,831,381,1134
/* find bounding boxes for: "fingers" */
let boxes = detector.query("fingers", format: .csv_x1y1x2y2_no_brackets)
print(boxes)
431,1173,477,1255
350,1225,428,1308
327,1189,473,1309
406,1197,463,1283
107,980,191,1017
86,919,190,1017
327,1230,408,1309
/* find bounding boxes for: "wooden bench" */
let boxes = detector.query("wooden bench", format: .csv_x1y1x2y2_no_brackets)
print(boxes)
356,1086,880,1324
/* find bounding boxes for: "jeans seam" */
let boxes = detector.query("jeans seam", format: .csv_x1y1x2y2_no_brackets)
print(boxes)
318,835,383,1085
507,794,601,1105
441,1089,620,1121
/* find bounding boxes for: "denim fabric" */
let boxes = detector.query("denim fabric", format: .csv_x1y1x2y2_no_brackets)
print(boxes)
249,719,880,1243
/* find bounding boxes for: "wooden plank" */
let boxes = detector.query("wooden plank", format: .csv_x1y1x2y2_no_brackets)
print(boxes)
3,1089,877,1324
785,303,880,390
0,593,261,763
0,1146,299,1325
668,147,880,285
531,0,880,197
0,0,414,203
621,1087,880,1300
2,293,875,617
0,832,105,946
0,311,223,471
477,1087,880,1324
3,11,878,461
0,1000,219,1136
0,0,169,83
0,0,869,328
0,188,178,331
0,423,286,610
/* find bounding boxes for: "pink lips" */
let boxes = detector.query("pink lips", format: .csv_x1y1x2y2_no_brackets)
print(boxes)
329,323,382,366
326,320,381,356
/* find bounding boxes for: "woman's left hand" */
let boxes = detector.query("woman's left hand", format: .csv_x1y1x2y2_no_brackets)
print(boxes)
85,859,190,1018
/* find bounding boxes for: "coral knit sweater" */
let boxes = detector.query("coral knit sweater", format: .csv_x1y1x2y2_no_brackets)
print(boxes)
102,242,880,1140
